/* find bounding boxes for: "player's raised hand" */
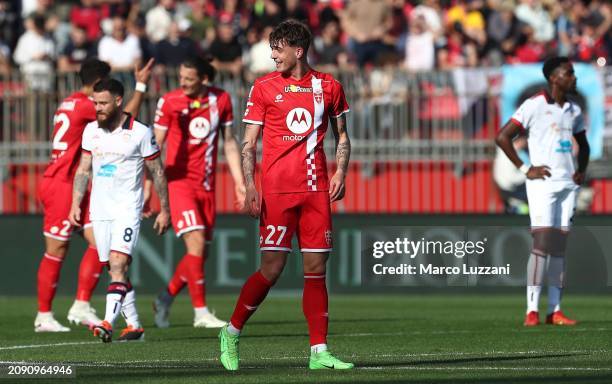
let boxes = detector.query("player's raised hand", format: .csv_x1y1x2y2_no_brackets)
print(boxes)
153,209,170,235
329,171,346,202
234,183,247,212
68,204,81,227
526,165,551,180
244,184,260,218
134,58,155,85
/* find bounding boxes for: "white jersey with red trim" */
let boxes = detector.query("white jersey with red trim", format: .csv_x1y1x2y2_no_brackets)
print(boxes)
82,114,160,220
243,70,350,194
511,91,584,183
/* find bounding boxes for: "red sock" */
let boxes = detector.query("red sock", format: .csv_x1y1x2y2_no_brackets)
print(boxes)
303,273,328,346
76,247,104,301
167,255,189,296
37,253,63,312
230,271,273,330
185,254,206,308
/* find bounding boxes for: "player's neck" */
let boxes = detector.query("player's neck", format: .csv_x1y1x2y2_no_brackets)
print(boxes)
81,86,94,97
549,87,567,106
286,61,312,80
107,111,127,132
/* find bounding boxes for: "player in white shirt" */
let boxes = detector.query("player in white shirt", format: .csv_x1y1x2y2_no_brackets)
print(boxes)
69,78,170,342
496,57,590,327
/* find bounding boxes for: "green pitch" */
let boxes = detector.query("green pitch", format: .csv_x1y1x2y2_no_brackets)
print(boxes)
1,294,611,383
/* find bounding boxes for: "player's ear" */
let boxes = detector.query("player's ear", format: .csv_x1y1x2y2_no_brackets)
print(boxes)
201,75,209,86
115,95,123,107
295,47,304,60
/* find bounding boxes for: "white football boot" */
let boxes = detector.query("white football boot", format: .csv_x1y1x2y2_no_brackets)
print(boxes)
34,312,70,332
67,301,102,327
193,309,227,328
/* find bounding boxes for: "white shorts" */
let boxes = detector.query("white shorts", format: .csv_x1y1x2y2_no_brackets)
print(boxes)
526,180,578,230
92,217,141,262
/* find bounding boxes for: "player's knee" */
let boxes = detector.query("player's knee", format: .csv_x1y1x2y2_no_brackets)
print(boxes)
107,252,130,279
260,257,286,283
184,230,206,256
302,253,329,274
45,238,68,259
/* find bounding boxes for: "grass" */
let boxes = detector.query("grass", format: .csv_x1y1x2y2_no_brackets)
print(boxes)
0,294,611,383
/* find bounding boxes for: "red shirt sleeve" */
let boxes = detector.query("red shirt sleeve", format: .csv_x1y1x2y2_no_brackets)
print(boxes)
242,82,265,125
330,80,350,118
154,95,172,131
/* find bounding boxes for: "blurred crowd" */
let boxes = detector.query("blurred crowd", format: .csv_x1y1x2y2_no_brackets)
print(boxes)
0,0,610,89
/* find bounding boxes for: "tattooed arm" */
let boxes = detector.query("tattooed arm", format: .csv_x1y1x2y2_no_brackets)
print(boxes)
144,156,170,234
241,123,261,217
69,151,93,226
329,114,351,202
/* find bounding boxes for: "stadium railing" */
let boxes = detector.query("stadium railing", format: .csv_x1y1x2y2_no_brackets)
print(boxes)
1,66,611,214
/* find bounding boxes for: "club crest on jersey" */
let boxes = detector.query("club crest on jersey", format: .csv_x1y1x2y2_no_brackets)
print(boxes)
284,85,312,93
314,89,323,104
189,116,211,141
286,108,312,134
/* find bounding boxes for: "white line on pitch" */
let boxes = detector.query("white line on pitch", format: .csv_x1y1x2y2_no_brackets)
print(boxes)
0,341,98,351
360,366,612,371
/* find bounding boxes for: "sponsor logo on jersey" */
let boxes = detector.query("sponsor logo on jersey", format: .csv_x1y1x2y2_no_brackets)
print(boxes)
97,164,117,177
284,85,312,93
189,116,211,140
556,139,572,153
59,100,76,111
275,94,284,103
286,108,312,134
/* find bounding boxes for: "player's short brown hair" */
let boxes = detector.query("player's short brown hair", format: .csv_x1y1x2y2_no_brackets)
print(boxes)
270,19,312,54
182,56,216,82
93,77,124,98
79,59,111,86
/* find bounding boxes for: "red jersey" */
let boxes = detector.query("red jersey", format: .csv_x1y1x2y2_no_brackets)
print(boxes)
154,87,233,190
243,70,349,194
43,92,96,182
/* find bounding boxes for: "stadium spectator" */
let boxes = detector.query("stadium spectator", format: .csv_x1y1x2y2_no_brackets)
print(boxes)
342,0,394,66
246,25,275,75
514,0,555,43
511,25,548,63
0,1,21,51
446,0,487,47
209,15,242,77
98,16,142,72
286,0,310,25
58,25,96,73
155,20,199,69
70,0,107,42
251,0,285,29
185,0,215,48
485,1,524,65
13,14,55,91
313,18,349,70
411,0,444,36
146,0,177,43
0,39,10,77
438,22,479,69
404,14,435,72
130,15,156,65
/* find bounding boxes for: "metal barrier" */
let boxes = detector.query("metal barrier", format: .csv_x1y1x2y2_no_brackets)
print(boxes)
1,66,610,214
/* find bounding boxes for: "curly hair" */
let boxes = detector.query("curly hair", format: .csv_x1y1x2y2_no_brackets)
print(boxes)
269,19,312,54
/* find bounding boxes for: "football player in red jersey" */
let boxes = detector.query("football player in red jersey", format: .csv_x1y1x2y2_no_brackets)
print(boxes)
35,58,154,332
152,56,245,328
218,20,354,370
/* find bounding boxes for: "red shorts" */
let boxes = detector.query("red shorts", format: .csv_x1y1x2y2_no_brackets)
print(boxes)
259,192,332,253
169,181,215,241
39,177,91,241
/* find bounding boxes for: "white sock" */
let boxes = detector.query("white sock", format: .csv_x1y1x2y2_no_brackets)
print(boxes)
194,306,210,317
311,344,328,354
526,285,542,313
121,288,141,328
547,286,562,314
227,322,241,335
105,282,128,326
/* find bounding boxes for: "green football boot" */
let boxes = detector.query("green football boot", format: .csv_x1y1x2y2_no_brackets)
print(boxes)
219,325,240,370
309,350,354,370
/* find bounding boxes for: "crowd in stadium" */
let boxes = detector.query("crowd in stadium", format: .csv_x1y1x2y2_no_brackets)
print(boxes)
0,0,610,82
